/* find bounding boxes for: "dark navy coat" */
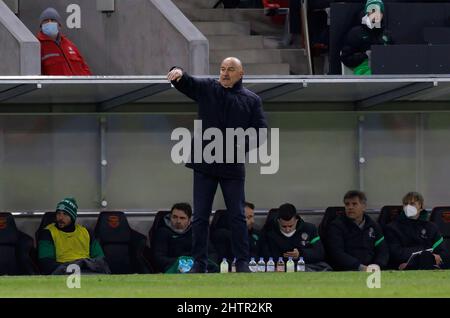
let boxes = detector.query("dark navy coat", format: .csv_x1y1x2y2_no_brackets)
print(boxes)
171,70,268,179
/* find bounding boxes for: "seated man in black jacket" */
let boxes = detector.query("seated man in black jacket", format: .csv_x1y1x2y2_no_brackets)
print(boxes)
327,191,389,271
211,202,262,261
261,203,329,270
340,0,392,75
385,192,450,270
152,203,218,273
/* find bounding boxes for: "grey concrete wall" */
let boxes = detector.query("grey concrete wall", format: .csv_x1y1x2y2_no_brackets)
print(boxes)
17,0,208,75
1,112,449,212
0,0,40,75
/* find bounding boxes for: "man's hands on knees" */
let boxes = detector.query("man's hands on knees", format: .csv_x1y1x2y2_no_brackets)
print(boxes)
167,68,183,82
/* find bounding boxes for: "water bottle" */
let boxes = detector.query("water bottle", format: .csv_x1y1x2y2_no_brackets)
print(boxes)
257,257,266,272
178,258,194,273
231,257,236,273
220,258,229,273
249,257,258,272
276,257,285,272
297,257,305,272
286,257,295,272
266,257,275,272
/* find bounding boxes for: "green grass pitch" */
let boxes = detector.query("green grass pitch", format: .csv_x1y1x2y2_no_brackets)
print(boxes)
0,271,449,298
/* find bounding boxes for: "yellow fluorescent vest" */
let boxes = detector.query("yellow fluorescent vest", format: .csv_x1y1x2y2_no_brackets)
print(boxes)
46,223,90,263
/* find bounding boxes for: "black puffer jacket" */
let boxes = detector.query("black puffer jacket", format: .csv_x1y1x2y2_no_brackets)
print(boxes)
260,216,325,264
341,16,392,68
171,70,268,179
327,214,389,271
385,210,450,269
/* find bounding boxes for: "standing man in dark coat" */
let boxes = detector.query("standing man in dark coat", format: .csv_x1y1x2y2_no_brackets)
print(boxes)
167,57,268,273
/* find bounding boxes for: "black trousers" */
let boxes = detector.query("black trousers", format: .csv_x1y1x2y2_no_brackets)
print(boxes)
192,170,249,271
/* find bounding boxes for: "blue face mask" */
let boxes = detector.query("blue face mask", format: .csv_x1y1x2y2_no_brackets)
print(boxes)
42,22,59,38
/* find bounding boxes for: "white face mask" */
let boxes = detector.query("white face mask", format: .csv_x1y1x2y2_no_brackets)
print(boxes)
404,204,418,218
281,229,296,238
361,15,375,29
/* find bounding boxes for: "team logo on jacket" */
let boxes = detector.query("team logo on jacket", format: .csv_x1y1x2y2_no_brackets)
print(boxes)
420,228,427,239
368,227,376,239
68,46,76,55
301,232,308,246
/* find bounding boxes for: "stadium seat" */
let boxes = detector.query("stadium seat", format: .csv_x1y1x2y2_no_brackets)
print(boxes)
318,206,345,243
0,213,37,275
147,210,171,270
430,207,450,250
148,210,171,249
377,205,403,230
94,212,150,274
35,212,56,244
209,210,231,261
262,208,279,232
210,209,229,233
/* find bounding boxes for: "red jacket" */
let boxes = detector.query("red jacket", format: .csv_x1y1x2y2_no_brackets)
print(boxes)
37,31,92,76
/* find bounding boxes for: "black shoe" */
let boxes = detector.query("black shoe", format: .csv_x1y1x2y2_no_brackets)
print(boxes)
236,262,251,273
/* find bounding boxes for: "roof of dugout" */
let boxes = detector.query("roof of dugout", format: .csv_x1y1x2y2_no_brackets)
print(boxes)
1,75,450,113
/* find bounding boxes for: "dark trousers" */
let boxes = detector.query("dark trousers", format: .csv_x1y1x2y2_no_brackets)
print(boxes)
192,170,249,270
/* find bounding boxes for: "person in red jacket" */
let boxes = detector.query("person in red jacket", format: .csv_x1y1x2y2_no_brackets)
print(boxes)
37,7,92,76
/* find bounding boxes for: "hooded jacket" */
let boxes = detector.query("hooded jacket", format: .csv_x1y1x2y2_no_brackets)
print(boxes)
151,214,218,272
327,214,389,271
170,70,268,179
385,210,450,269
37,31,92,76
260,215,325,264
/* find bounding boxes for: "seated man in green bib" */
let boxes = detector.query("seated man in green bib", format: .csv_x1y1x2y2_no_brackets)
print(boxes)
38,198,110,275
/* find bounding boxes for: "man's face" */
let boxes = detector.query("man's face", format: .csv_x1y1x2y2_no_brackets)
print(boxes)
278,217,297,234
405,199,422,211
344,197,366,221
368,10,383,26
404,199,422,219
170,209,191,231
245,206,254,230
219,58,243,88
56,210,71,229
